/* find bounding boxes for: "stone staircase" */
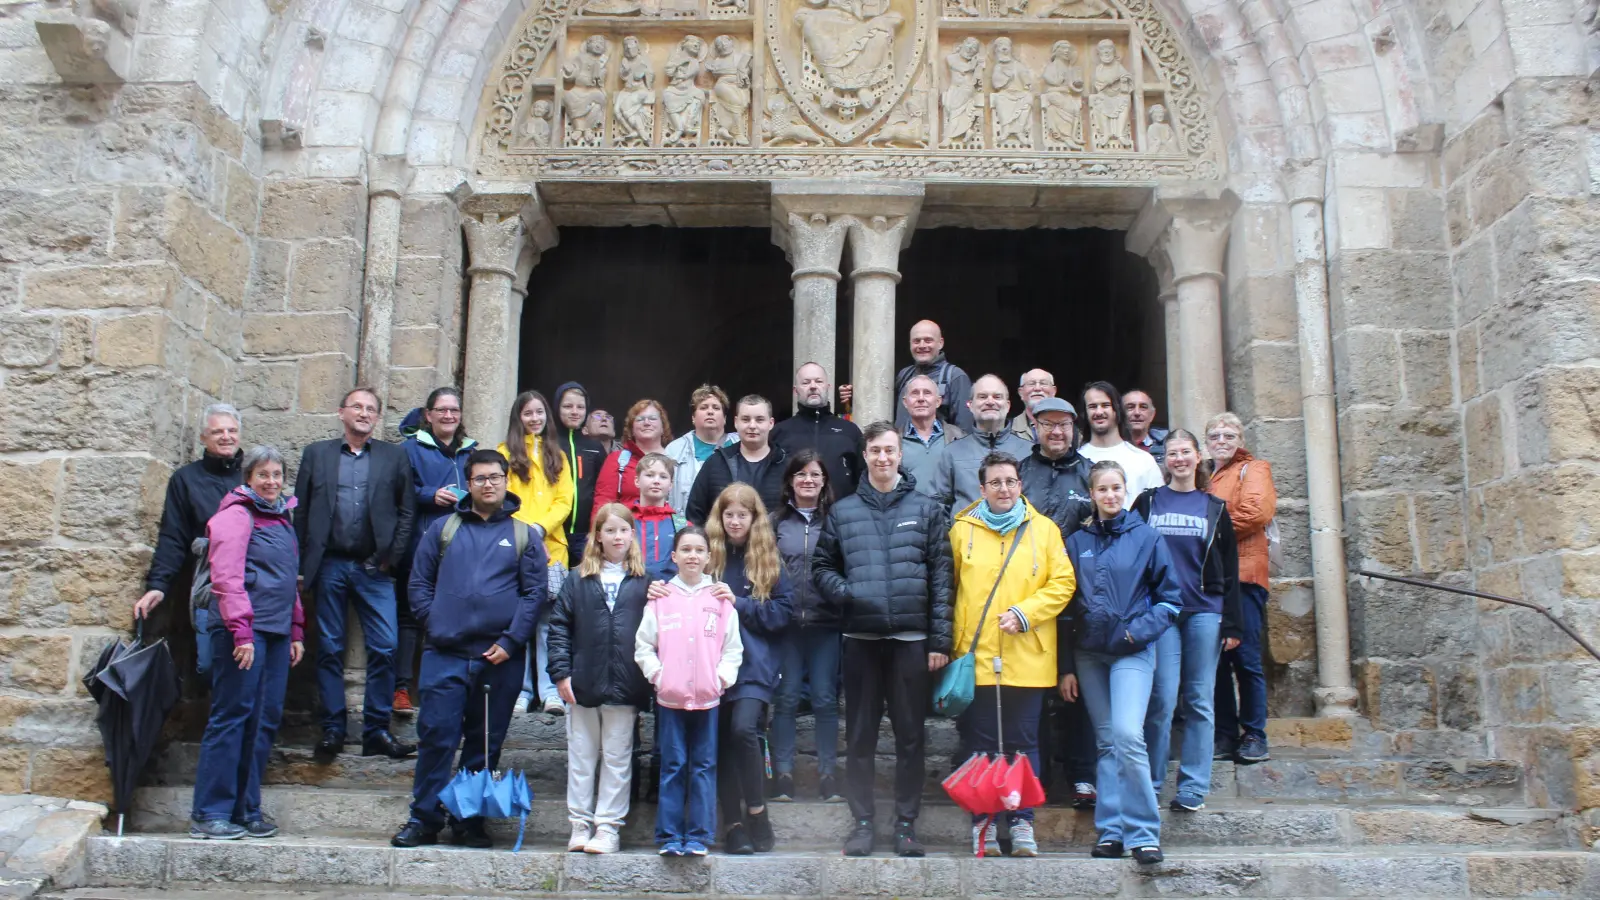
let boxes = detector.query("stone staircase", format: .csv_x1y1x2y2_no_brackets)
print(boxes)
73,713,1597,899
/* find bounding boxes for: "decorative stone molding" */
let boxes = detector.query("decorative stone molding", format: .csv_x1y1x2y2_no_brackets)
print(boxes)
35,7,132,84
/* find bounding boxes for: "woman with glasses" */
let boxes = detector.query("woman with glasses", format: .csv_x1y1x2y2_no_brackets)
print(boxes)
1203,412,1278,764
591,400,674,518
499,390,576,715
949,451,1075,857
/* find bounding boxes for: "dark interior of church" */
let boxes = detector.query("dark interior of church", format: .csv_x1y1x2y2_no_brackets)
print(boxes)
519,226,1165,427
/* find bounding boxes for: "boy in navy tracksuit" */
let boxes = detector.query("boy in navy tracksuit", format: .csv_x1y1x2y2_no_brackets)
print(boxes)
393,449,548,849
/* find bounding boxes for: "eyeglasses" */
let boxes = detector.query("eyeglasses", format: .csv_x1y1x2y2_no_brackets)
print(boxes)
343,404,380,415
983,478,1021,490
469,474,506,486
1206,431,1241,442
429,407,461,416
1038,420,1073,433
1021,379,1054,388
634,414,661,423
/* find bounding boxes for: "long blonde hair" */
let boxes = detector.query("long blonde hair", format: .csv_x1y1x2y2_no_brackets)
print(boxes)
706,483,778,600
580,503,646,578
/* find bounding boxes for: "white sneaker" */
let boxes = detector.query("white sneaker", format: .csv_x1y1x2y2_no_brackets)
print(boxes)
972,821,999,857
568,823,591,852
584,826,620,854
513,696,530,715
1009,819,1038,857
543,697,565,716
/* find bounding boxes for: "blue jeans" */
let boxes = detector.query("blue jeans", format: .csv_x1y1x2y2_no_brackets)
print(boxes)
314,557,398,740
192,629,290,823
409,646,525,830
960,686,1044,823
1216,584,1268,743
656,705,718,846
521,610,558,705
1145,613,1222,800
771,626,841,776
1076,645,1161,849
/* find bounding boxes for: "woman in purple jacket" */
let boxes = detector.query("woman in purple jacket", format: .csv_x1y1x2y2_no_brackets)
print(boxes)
189,446,306,841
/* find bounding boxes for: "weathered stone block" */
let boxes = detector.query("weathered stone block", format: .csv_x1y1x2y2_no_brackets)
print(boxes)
222,158,258,233
492,851,562,892
0,127,82,188
1338,406,1461,492
296,353,353,413
1411,491,1466,573
243,312,357,357
1463,393,1504,486
1457,320,1481,398
564,852,711,893
259,179,366,241
1233,759,1401,801
247,239,291,312
968,857,1121,897
93,311,167,367
1387,189,1447,251
289,238,362,312
393,256,452,326
1359,660,1436,730
392,846,496,890
165,193,249,306
235,361,297,411
1442,106,1507,185
1270,853,1467,896
86,834,169,886
1333,328,1400,406
1265,582,1315,663
1227,341,1301,422
58,456,165,544
1345,493,1415,570
1399,331,1454,408
1480,279,1600,392
1515,364,1600,467
385,366,434,419
1352,578,1478,659
0,314,55,366
712,856,824,896
0,747,26,793
0,634,72,694
0,460,60,544
1262,716,1352,750
168,839,391,885
0,547,146,629
1517,464,1600,554
23,261,178,310
30,746,113,803
80,121,210,196
1544,661,1600,726
0,188,113,265
389,326,438,368
822,856,960,897
1329,249,1453,330
399,195,461,257
1466,853,1593,898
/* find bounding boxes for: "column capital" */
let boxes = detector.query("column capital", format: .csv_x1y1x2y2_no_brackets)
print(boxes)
773,212,850,282
460,187,558,271
845,215,912,281
1127,184,1239,285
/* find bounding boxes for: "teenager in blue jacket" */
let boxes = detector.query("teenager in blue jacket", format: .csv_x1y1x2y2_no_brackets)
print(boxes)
1059,460,1183,867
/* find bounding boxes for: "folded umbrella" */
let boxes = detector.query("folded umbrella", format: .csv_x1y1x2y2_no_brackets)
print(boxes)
938,654,1044,857
440,684,533,850
83,620,182,835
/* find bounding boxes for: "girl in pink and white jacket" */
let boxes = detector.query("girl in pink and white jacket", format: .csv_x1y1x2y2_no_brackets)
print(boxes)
634,526,743,857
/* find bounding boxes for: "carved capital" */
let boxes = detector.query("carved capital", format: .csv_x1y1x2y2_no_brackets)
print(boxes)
463,213,527,280
845,215,912,282
775,213,850,282
1127,184,1238,285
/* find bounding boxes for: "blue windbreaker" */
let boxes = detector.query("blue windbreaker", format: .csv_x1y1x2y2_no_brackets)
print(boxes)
1059,509,1183,673
408,494,548,657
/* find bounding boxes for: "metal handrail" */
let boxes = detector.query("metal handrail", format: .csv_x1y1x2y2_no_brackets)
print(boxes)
1355,569,1600,663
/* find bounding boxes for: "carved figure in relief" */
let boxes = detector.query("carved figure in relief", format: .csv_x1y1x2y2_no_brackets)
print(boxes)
1004,0,1030,17
762,95,826,145
867,91,927,146
706,35,752,145
793,0,903,112
1146,103,1179,154
1040,40,1084,150
581,0,644,15
710,0,749,14
614,36,656,147
940,37,985,148
562,35,610,147
1034,0,1114,16
1088,38,1133,150
944,0,981,17
662,35,707,146
989,37,1033,148
523,98,554,147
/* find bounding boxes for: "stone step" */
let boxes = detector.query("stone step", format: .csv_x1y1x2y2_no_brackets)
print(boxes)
82,835,1600,899
126,785,1569,851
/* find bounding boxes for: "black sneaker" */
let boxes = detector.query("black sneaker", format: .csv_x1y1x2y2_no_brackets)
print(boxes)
1235,734,1270,763
390,820,440,848
189,819,245,840
1213,738,1238,761
892,819,924,858
362,730,417,759
747,808,775,853
451,817,493,849
1132,845,1164,865
723,823,755,855
1091,840,1124,859
313,730,344,761
842,819,874,857
819,773,843,802
771,773,795,802
239,816,278,838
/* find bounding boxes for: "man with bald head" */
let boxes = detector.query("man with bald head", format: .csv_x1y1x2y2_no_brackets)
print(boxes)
772,361,865,495
1011,369,1061,443
893,320,975,433
922,374,1032,513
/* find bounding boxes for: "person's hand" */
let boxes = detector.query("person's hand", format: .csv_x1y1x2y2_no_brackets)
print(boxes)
290,642,304,666
647,580,670,600
483,644,510,665
838,384,854,406
1058,673,1078,702
998,610,1023,634
1223,637,1240,652
234,643,255,671
557,677,576,704
710,582,736,604
133,590,164,620
433,487,459,508
927,652,950,672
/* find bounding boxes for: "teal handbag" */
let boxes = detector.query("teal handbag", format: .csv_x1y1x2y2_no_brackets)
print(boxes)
933,521,1029,717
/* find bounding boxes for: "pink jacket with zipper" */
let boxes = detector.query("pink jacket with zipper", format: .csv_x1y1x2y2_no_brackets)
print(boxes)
633,579,743,711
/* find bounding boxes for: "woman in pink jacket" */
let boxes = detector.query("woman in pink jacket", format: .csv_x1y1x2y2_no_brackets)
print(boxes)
189,446,306,840
633,526,743,858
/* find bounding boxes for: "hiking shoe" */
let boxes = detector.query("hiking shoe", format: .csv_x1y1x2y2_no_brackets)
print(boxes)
1008,819,1038,857
189,819,245,840
972,821,1000,857
1091,840,1125,859
390,820,439,848
238,816,278,839
1132,845,1164,865
1170,794,1205,812
723,822,755,855
569,823,592,851
659,841,684,857
451,817,493,849
893,819,924,858
747,808,775,853
684,840,709,857
843,819,875,856
392,688,415,716
770,773,795,802
819,773,843,802
584,827,620,854
1236,734,1270,763
1071,781,1097,809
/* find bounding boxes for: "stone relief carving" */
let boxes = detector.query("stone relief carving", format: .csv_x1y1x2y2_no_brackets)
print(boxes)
479,0,1222,182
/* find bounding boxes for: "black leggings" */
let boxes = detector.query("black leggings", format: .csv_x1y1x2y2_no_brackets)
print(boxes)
717,698,767,829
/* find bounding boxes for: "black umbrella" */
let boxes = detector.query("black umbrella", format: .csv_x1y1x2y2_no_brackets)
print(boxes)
83,619,181,834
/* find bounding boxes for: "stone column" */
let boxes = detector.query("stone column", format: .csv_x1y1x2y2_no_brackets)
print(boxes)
357,156,408,399
460,192,556,434
773,212,849,386
505,244,541,418
847,215,912,426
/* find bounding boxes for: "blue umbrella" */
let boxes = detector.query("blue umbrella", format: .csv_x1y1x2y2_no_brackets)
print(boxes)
440,685,532,850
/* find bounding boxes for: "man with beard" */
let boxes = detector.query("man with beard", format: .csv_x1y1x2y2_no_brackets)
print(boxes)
1010,369,1060,444
893,320,975,432
1075,380,1164,505
923,374,1031,514
773,362,864,496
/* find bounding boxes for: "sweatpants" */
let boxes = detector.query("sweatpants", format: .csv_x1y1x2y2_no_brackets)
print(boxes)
717,698,768,830
566,703,637,832
842,637,930,824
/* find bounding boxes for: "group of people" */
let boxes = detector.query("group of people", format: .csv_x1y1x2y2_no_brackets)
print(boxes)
134,318,1279,865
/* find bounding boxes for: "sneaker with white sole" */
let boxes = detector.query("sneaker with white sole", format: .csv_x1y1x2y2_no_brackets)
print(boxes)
1008,819,1038,856
1170,794,1205,812
513,696,530,715
1072,781,1097,809
971,821,1000,857
584,827,620,854
543,697,565,716
568,823,591,852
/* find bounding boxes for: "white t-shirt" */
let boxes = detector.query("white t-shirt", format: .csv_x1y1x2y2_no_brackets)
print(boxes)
1077,440,1165,508
600,561,626,611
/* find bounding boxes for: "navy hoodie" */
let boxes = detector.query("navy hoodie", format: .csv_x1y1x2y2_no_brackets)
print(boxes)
400,407,479,561
719,545,794,704
408,493,549,657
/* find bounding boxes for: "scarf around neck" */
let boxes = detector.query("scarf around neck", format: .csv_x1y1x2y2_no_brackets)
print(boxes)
243,486,289,515
976,497,1027,535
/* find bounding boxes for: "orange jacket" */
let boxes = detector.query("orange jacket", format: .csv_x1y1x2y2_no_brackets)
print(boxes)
1207,448,1277,589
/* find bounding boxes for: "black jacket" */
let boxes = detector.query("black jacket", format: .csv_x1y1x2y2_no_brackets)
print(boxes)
720,547,794,703
554,381,607,538
684,443,789,525
774,505,836,629
293,438,416,583
545,568,653,708
1019,446,1094,546
771,406,864,497
146,451,243,593
811,471,954,654
1132,487,1243,642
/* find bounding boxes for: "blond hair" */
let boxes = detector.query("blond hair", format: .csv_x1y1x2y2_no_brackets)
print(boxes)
1203,411,1244,437
580,503,646,578
706,483,779,600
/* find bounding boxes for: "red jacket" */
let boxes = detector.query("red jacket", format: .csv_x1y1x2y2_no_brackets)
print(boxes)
592,443,644,524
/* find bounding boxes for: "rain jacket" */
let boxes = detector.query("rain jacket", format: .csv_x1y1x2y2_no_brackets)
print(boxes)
771,404,865,496
408,494,548,658
630,501,678,576
400,409,478,559
1059,510,1183,673
949,499,1076,687
206,488,304,647
545,567,653,708
717,545,794,704
592,442,648,523
1207,448,1278,589
497,435,576,562
663,431,737,515
774,504,835,629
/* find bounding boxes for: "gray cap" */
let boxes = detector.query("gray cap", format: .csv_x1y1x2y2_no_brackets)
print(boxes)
1031,397,1076,418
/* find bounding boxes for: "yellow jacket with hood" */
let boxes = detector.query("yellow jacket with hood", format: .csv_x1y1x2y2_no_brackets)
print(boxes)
949,498,1076,688
496,436,575,562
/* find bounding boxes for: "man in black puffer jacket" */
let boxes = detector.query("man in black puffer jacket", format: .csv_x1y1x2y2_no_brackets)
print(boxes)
812,421,953,860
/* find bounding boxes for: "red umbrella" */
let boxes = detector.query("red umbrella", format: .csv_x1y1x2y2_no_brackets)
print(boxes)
940,655,1046,856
